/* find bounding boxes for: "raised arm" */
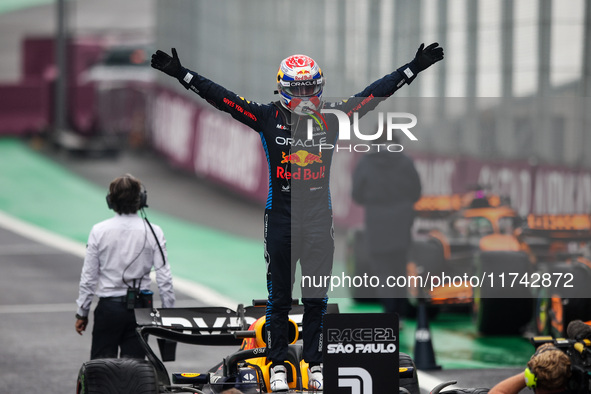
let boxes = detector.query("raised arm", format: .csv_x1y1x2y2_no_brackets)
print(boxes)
339,42,444,118
151,48,272,131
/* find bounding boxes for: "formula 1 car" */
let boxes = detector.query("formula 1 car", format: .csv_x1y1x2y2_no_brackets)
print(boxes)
76,300,420,394
408,191,534,335
408,196,591,336
348,190,591,336
346,189,533,335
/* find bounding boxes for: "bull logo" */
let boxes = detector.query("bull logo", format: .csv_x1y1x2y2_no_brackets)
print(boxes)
281,151,322,167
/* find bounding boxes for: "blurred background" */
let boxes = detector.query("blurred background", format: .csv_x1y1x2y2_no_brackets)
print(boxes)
2,0,590,220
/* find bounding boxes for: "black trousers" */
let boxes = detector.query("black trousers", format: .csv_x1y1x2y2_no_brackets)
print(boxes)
370,249,409,317
264,210,333,365
90,298,144,359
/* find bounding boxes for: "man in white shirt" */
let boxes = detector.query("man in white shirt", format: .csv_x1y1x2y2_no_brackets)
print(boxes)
75,174,175,359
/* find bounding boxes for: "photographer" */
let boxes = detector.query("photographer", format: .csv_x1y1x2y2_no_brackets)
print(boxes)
489,343,571,394
75,174,175,359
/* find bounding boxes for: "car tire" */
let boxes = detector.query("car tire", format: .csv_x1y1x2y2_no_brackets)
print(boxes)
475,251,533,335
399,352,420,394
475,297,533,335
76,358,159,394
408,239,446,278
407,239,446,315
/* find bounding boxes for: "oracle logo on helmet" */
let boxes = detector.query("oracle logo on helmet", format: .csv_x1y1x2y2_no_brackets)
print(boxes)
291,80,317,86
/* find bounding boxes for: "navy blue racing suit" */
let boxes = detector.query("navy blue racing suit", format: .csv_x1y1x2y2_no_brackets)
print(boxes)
176,61,418,365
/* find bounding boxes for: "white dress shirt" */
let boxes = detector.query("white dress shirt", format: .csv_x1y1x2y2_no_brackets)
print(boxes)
76,213,175,317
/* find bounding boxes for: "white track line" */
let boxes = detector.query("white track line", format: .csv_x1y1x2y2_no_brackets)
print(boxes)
0,211,87,258
0,243,66,255
0,302,76,314
0,210,238,308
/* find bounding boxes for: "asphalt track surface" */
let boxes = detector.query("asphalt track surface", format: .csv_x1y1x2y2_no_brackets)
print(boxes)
0,221,235,393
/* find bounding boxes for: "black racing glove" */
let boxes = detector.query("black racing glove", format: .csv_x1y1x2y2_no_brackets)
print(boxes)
413,42,444,72
151,48,184,79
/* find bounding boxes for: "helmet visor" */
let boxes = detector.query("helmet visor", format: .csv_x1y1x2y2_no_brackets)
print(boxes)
281,79,323,97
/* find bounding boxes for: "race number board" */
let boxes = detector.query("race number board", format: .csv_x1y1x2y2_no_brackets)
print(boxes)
323,313,399,393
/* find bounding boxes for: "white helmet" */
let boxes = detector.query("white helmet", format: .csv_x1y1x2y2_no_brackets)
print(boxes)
277,54,324,116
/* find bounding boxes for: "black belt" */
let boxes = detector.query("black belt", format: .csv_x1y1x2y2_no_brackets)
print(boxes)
100,296,127,303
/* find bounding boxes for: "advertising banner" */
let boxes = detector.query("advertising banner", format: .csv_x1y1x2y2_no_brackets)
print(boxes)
323,313,399,393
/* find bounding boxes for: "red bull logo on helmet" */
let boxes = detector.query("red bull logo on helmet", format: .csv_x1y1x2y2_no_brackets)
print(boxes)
295,69,312,81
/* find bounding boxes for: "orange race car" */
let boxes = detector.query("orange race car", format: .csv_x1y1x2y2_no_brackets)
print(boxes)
347,188,591,336
411,194,591,336
408,191,534,335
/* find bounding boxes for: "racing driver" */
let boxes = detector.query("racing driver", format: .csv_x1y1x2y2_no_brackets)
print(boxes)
151,43,443,391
